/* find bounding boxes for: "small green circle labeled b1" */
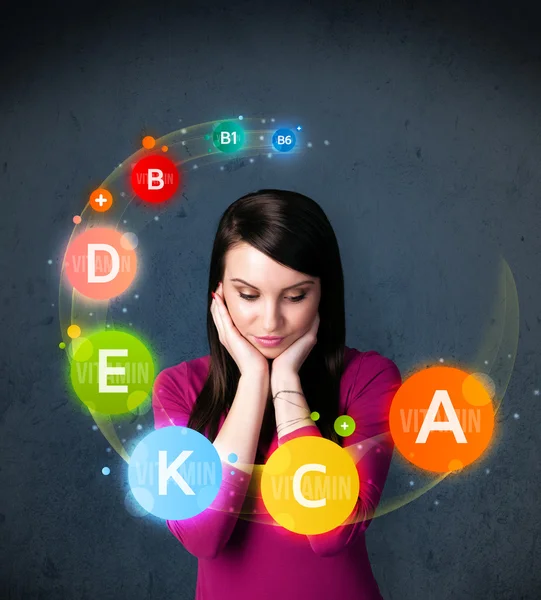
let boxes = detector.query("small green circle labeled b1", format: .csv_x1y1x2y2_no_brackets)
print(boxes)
212,121,245,153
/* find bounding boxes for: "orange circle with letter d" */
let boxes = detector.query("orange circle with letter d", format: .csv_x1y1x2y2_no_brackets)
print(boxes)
389,366,495,473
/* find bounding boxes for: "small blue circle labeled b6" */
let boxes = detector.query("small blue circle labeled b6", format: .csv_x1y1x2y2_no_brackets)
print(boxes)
128,426,222,521
272,128,296,152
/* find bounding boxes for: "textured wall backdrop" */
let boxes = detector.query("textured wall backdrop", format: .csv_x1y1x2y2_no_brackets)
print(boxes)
1,0,540,598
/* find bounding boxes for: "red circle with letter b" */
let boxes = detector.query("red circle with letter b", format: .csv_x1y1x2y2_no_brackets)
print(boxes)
131,155,180,203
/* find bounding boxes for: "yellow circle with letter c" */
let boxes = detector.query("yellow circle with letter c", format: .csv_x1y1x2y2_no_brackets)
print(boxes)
261,436,360,534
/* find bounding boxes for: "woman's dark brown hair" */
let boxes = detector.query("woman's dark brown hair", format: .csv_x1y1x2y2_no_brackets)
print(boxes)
187,189,346,464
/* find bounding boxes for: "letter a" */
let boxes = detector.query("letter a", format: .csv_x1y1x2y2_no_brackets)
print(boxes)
416,390,467,444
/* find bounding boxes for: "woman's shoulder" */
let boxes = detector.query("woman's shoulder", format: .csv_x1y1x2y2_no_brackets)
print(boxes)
343,346,402,393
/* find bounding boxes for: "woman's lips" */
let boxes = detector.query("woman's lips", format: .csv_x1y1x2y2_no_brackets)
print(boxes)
254,336,284,347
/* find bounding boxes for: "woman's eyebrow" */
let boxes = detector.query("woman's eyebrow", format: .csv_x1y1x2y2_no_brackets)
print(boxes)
229,278,315,291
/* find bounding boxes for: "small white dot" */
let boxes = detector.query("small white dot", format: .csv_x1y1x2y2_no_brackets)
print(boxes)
324,140,330,145
534,390,540,396
434,500,439,506
106,447,111,453
409,480,414,486
513,413,520,419
261,118,266,123
89,312,93,316
92,425,98,431
271,118,275,122
193,164,198,170
181,128,187,134
439,358,444,363
117,163,122,168
120,192,126,197
134,294,139,299
238,115,243,120
220,166,225,171
106,324,110,328
121,438,126,443
154,216,159,221
249,158,254,163
47,259,53,265
136,424,142,431
123,219,127,224
267,153,272,158
122,307,127,313
508,354,512,358
485,468,490,474
484,360,489,365
307,142,313,148
259,135,264,141
178,118,182,122
128,322,132,326
181,140,186,146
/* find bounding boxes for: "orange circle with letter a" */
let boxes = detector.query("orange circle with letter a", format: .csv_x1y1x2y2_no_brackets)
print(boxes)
389,367,495,473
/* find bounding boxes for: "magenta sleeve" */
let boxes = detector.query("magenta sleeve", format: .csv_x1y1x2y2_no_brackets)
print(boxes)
274,352,402,558
152,365,252,559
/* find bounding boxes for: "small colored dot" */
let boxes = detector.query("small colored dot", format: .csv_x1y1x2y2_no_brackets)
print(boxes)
106,447,111,453
47,259,53,265
73,215,82,224
310,411,320,421
102,467,111,476
58,342,66,349
142,136,156,149
136,424,142,431
67,325,81,339
229,491,235,497
161,145,168,152
92,425,98,431
230,471,235,476
228,453,238,463
122,307,127,313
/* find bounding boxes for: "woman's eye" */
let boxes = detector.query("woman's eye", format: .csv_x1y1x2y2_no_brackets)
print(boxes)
238,293,306,303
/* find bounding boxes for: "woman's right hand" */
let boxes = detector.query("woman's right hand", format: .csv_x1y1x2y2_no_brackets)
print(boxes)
211,282,269,378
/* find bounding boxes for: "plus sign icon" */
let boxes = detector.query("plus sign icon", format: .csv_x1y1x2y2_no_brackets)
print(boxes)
131,154,181,204
90,188,113,212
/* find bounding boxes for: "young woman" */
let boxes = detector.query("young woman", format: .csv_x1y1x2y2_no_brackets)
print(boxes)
152,189,402,600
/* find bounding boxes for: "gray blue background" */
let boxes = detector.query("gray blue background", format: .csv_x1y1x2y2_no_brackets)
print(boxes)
1,0,540,598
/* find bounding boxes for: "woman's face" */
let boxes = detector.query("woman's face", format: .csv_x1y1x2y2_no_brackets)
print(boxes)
220,242,321,358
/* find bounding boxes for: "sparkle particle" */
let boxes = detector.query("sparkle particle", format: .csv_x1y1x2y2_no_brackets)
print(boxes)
238,115,244,120
434,500,439,506
513,413,519,419
92,425,98,431
136,424,142,431
439,358,444,363
181,128,187,134
409,480,414,486
261,119,266,123
267,153,272,158
485,468,490,474
324,140,330,145
296,125,302,131
484,360,489,365
47,259,53,265
534,389,539,396
154,216,159,221
106,447,111,453
134,294,139,299
102,467,111,476
122,307,127,313
259,135,264,141
307,142,312,148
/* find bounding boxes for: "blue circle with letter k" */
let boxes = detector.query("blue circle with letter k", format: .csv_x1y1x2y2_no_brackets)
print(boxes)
128,426,223,520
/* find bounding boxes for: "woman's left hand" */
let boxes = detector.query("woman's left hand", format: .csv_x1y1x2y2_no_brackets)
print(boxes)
271,312,320,379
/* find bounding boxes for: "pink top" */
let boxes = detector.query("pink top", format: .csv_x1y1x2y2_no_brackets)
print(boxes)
152,347,402,600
